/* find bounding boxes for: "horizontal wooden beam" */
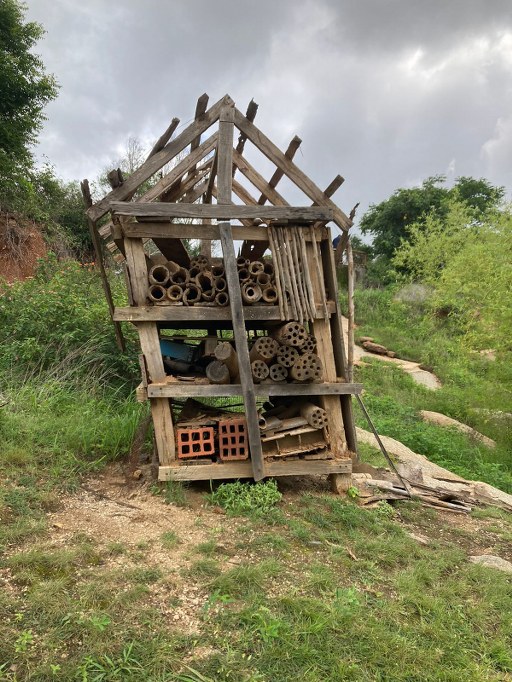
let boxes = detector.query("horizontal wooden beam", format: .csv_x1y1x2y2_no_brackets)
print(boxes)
159,458,351,481
121,222,326,241
110,202,333,221
147,381,363,398
113,301,335,322
87,94,232,221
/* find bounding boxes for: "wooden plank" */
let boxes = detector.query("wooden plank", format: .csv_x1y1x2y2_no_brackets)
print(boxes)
147,382,363,398
113,301,335,322
233,108,351,232
87,94,232,221
123,237,176,465
110,202,333,221
232,178,258,206
147,117,180,158
257,135,301,205
232,149,288,206
217,103,265,482
159,458,351,481
139,132,218,202
320,229,357,455
234,99,259,159
123,221,324,241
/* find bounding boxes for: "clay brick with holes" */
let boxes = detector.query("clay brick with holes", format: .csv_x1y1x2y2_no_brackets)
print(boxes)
218,417,249,461
176,426,215,459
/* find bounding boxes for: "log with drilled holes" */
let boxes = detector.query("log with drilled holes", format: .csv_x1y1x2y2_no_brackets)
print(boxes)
269,363,288,382
273,321,308,348
251,359,270,383
290,352,323,382
276,344,299,368
249,336,279,364
300,402,328,428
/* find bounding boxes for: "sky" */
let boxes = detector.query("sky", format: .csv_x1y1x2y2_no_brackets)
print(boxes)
26,0,512,231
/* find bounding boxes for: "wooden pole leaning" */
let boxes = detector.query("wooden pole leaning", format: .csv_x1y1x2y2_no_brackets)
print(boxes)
216,104,265,481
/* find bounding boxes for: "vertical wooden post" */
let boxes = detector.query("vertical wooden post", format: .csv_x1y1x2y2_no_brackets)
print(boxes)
80,179,126,352
347,239,355,383
123,234,176,466
217,105,265,481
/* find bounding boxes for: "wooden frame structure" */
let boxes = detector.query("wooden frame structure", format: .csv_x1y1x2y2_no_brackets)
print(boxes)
83,94,359,489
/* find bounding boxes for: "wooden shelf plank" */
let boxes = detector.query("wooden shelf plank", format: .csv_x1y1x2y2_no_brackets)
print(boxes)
158,458,351,481
146,382,363,398
110,201,333,222
114,302,335,322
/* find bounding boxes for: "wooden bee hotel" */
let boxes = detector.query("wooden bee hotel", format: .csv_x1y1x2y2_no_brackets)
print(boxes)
81,94,361,491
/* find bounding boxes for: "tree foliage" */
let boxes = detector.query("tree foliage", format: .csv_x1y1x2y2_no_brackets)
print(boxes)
394,200,512,351
360,175,505,261
0,0,58,210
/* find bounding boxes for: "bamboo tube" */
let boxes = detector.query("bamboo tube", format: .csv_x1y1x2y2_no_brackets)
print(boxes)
259,415,283,432
206,360,230,384
189,266,201,279
278,228,298,321
269,363,288,382
261,285,278,304
284,227,304,324
183,284,201,305
238,268,251,283
273,321,308,348
214,342,239,381
166,284,183,302
148,264,170,286
251,359,270,383
263,260,275,277
215,291,229,306
241,282,262,304
267,227,286,320
195,271,215,301
256,272,271,287
237,256,249,270
296,227,316,321
211,264,225,278
171,267,190,285
213,277,227,292
249,260,264,276
249,336,279,363
166,261,181,276
290,227,309,321
148,284,167,302
300,402,328,429
276,345,299,367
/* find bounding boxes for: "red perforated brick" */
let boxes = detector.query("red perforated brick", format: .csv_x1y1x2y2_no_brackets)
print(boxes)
218,417,248,461
176,426,215,459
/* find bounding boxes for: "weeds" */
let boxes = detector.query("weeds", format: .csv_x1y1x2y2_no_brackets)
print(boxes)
207,480,282,516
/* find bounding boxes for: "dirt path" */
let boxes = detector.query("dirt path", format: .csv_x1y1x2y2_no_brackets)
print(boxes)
341,316,441,390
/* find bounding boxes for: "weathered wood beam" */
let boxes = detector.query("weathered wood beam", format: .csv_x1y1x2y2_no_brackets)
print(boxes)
233,108,352,231
87,94,233,221
233,99,258,177
232,149,288,206
148,382,363,398
257,135,301,205
232,178,259,206
147,117,180,158
110,202,333,221
122,221,323,241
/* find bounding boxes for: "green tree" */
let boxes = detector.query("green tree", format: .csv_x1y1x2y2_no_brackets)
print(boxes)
360,175,504,262
0,0,58,210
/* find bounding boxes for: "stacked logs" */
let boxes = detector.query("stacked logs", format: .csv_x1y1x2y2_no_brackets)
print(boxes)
206,322,323,385
146,256,278,307
258,400,329,441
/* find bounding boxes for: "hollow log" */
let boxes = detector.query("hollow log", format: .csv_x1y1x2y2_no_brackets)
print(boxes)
237,256,249,270
290,353,323,382
263,260,275,277
206,360,230,384
256,272,271,287
301,334,317,354
171,267,190,285
183,284,201,305
214,277,227,292
211,264,225,278
148,284,167,302
261,285,278,304
166,260,181,276
238,268,251,283
166,284,183,302
249,261,264,276
148,264,170,286
214,341,239,381
241,282,262,304
259,415,283,432
215,291,229,306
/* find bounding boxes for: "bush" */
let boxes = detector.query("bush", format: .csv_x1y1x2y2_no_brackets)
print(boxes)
208,480,282,516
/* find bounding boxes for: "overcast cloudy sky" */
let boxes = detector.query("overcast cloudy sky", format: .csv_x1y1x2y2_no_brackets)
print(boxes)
26,0,512,228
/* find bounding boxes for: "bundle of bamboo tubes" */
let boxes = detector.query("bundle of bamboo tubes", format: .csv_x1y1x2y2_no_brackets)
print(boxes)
146,255,279,307
258,400,329,441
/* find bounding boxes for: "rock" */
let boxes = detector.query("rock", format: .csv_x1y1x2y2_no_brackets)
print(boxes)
362,341,388,355
420,410,496,449
407,532,429,546
132,469,143,480
386,351,397,358
359,336,374,343
469,555,512,574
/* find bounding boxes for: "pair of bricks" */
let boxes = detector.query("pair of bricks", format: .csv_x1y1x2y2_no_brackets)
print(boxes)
176,417,248,461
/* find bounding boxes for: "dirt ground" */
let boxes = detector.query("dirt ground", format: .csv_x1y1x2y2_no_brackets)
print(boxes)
0,213,47,283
